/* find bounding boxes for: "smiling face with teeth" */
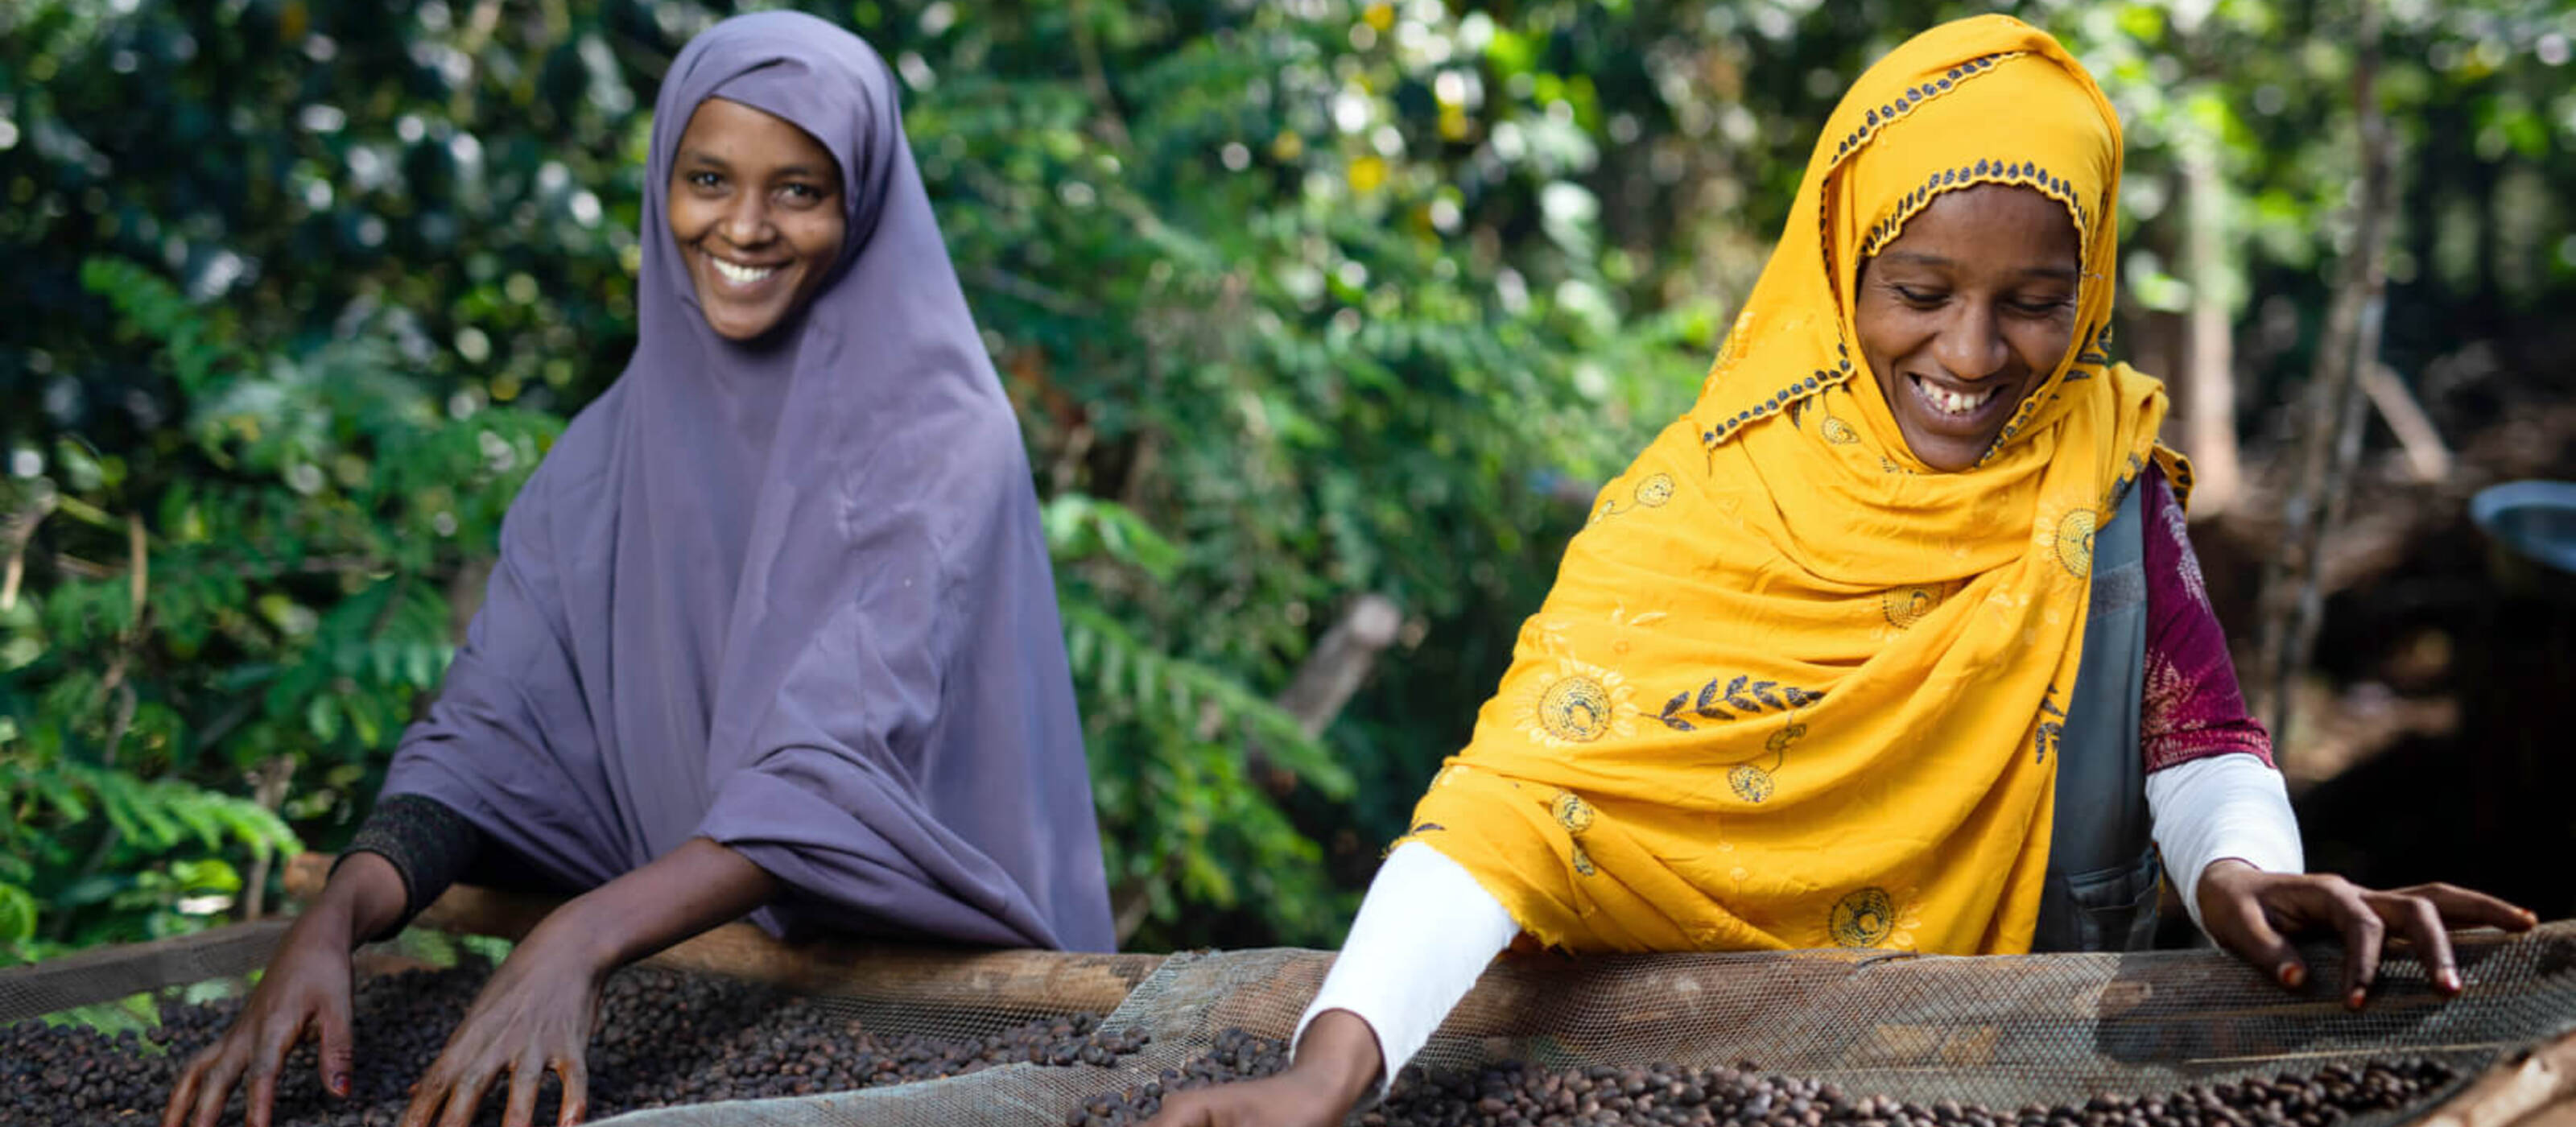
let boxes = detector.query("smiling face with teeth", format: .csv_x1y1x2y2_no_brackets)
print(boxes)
1853,183,2083,473
666,97,847,342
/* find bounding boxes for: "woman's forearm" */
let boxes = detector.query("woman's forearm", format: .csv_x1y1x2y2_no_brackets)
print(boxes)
2143,753,2305,930
1294,841,1520,1102
539,836,785,972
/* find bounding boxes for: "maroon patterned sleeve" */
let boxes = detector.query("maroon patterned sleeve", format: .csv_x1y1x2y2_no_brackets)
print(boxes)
2139,466,2277,772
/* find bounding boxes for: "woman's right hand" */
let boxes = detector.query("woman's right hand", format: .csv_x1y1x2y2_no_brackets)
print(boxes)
163,852,407,1127
1141,1010,1383,1127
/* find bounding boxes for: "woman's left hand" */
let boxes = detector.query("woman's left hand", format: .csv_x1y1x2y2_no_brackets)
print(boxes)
2196,861,2539,1010
397,921,603,1127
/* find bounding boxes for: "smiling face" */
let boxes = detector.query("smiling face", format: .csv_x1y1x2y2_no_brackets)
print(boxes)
1853,184,2083,472
666,97,846,342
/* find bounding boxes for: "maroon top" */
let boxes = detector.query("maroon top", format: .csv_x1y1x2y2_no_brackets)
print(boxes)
2139,466,2276,773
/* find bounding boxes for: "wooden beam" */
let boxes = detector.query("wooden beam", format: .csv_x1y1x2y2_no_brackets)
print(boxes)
283,853,1164,1015
2509,1098,2576,1127
2419,1030,2576,1127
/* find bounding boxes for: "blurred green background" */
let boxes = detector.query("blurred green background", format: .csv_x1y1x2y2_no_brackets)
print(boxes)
4,0,2573,961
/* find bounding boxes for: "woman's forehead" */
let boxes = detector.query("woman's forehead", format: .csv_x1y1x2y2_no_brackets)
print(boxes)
1876,184,2081,267
675,98,836,171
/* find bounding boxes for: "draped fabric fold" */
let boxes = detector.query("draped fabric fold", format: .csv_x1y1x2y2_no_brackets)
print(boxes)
382,11,1115,953
1404,14,2183,956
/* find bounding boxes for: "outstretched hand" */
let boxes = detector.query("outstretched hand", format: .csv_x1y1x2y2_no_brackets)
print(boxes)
163,852,405,1127
1141,1010,1384,1127
396,922,603,1127
394,836,782,1127
2196,861,2538,1009
163,914,360,1127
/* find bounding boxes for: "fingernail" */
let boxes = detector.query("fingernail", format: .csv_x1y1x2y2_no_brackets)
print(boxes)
2348,988,2368,1009
332,1075,349,1096
2444,970,2463,992
2280,964,2306,988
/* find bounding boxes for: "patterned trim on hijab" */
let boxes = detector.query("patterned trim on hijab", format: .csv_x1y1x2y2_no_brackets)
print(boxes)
1860,159,2096,261
1827,52,2025,167
1698,341,1856,450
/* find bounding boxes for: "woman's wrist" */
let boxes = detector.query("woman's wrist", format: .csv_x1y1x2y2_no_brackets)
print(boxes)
518,893,633,980
315,850,410,948
1291,1009,1387,1109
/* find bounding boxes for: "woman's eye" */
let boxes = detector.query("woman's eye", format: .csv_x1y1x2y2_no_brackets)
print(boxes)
687,171,723,190
1891,285,1944,307
2013,297,2074,316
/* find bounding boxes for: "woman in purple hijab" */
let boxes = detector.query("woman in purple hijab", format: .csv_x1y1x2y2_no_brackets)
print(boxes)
163,13,1114,1127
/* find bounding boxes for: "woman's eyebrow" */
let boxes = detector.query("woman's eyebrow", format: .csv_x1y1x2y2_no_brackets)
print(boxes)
1877,250,2078,283
677,149,729,169
1877,250,1953,270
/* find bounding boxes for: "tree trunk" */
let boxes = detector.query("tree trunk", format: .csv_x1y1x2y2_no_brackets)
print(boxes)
239,756,297,920
2179,145,2243,516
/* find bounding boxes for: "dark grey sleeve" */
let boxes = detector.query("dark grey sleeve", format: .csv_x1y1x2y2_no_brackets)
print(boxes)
332,794,486,941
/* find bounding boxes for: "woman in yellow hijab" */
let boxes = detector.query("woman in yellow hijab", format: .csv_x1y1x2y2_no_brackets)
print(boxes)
1146,15,2533,1127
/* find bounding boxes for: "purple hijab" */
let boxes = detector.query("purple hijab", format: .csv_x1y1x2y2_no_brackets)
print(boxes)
381,11,1115,952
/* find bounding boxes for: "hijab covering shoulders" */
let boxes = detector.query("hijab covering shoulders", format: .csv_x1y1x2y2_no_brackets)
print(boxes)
382,10,1115,952
1404,14,2185,956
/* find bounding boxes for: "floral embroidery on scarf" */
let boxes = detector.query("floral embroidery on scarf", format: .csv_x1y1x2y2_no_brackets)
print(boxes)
1656,675,1823,730
1828,885,1923,948
1551,790,1596,834
2054,507,2098,578
1591,472,1679,525
1522,655,1638,747
2033,682,2067,763
1653,674,1823,804
1882,584,1949,629
1728,764,1777,803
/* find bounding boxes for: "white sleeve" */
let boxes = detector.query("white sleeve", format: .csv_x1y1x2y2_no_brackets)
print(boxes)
1291,840,1519,1103
2145,752,2306,933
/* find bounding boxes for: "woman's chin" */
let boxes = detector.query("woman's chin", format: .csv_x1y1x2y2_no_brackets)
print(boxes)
700,303,786,341
1897,421,1994,473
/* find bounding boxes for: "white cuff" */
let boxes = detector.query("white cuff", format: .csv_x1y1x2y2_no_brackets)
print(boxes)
1291,841,1518,1103
2145,753,2306,933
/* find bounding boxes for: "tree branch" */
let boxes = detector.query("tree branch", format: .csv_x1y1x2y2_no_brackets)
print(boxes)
2252,0,2393,750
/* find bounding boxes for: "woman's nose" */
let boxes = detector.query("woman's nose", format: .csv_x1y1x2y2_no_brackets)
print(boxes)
722,196,771,246
1932,303,2008,380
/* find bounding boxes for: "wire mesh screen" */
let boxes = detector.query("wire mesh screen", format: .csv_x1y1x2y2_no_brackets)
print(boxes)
0,921,291,1026
5,923,2572,1127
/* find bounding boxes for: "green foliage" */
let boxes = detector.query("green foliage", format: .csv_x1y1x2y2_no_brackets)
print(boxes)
0,258,558,963
3,0,2570,956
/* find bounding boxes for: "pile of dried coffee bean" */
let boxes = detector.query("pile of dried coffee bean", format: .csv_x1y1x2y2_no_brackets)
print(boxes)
1065,1027,2458,1127
4,960,1146,1126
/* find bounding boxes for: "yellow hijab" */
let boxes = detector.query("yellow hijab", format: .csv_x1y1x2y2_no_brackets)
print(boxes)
1402,15,2187,956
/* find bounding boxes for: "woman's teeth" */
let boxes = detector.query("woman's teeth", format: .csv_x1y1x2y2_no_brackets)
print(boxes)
1913,377,1996,416
710,257,777,286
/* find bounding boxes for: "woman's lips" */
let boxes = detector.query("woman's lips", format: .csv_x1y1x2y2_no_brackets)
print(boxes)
1906,373,2008,429
705,250,785,290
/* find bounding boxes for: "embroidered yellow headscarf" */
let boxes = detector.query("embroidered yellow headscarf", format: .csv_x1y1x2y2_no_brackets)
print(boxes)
1402,15,2188,956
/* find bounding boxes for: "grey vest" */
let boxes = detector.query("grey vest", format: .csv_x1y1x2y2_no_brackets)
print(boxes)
2029,482,2161,952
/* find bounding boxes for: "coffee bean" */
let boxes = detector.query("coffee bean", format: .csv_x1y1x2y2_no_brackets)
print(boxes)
1063,1029,2458,1127
4,958,1145,1126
